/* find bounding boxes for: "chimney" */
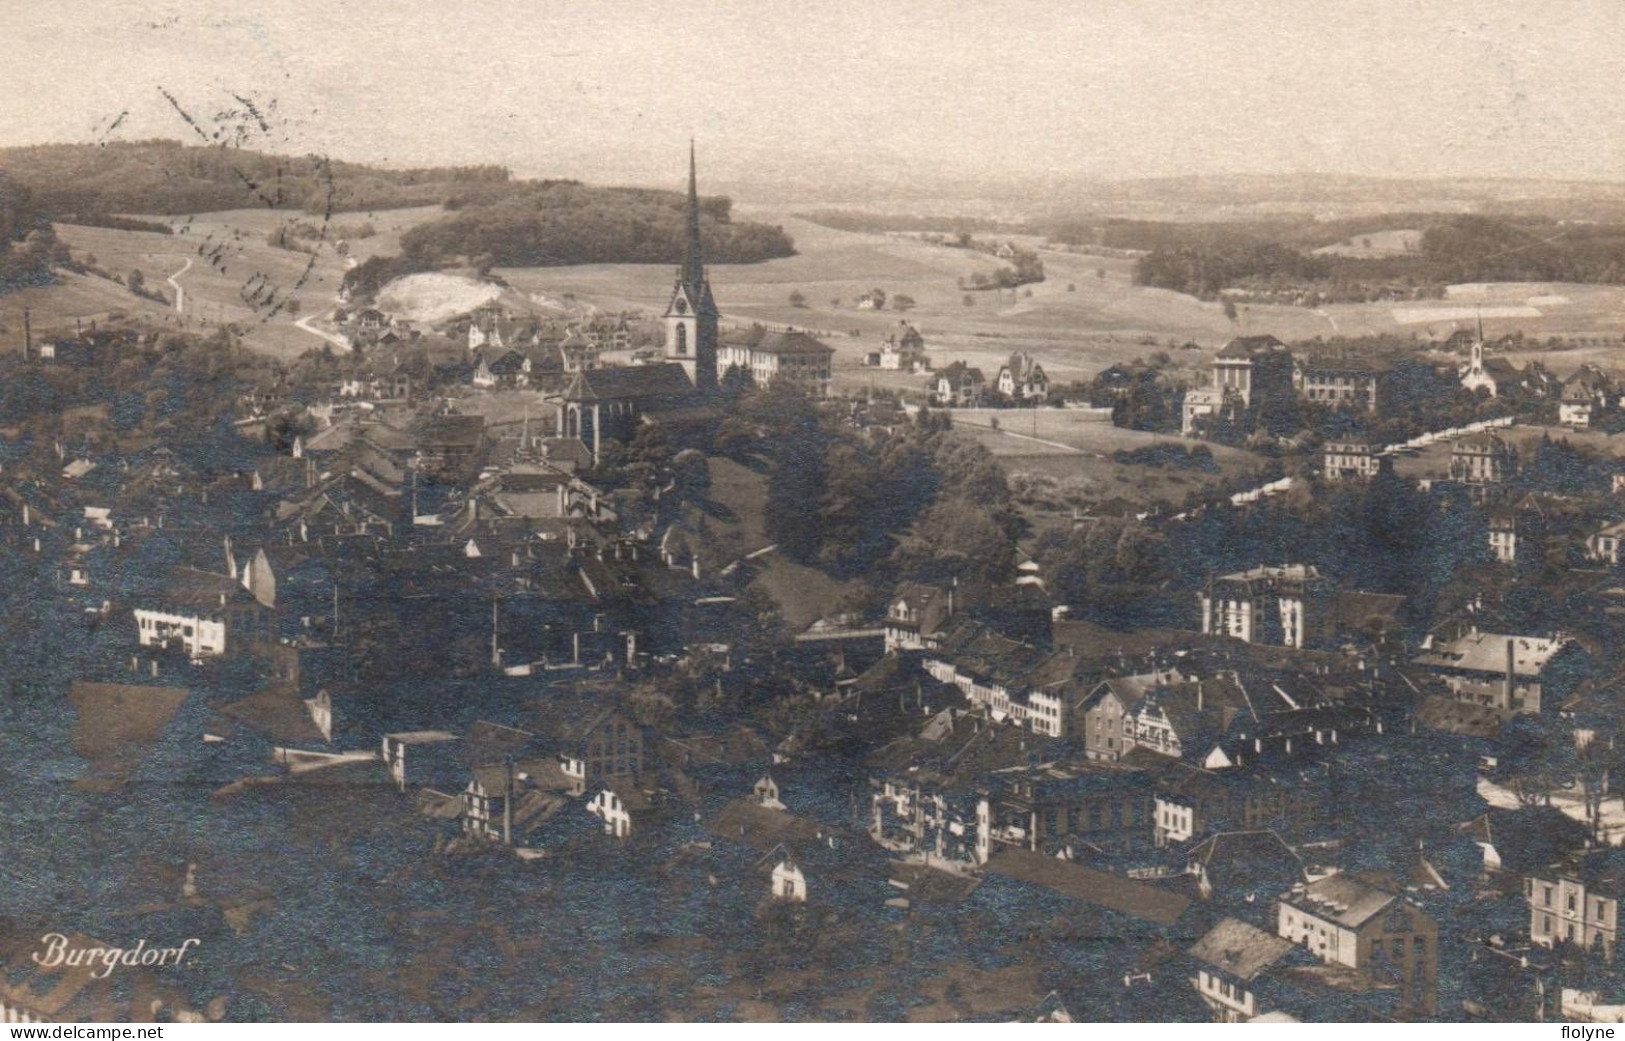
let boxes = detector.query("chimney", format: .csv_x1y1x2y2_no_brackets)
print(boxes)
503,759,514,846
1505,637,1516,706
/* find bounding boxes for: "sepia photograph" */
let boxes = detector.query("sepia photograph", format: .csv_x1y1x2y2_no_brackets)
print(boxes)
4,0,1625,1026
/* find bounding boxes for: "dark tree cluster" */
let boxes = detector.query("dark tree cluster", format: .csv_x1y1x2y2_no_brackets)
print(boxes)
1130,213,1625,301
0,172,64,292
343,181,794,299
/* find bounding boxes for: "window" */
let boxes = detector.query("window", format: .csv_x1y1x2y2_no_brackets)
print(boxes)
1569,894,1578,912
676,324,688,356
1545,886,1554,907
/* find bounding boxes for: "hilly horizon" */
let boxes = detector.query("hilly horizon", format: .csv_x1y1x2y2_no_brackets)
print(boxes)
13,138,1625,225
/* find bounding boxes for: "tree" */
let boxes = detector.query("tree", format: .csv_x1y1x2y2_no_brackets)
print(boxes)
869,288,887,310
891,294,916,312
788,290,807,308
962,294,975,307
128,268,146,295
1222,298,1239,322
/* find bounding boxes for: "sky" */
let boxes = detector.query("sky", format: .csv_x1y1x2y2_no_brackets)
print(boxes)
3,0,1625,193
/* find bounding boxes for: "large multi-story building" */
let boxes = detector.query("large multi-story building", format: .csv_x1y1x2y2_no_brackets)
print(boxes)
984,764,1153,857
1449,432,1516,485
1527,850,1625,959
1276,875,1438,1014
1411,626,1577,714
1182,336,1295,435
1294,357,1386,412
1199,565,1329,649
1322,441,1385,481
718,328,834,394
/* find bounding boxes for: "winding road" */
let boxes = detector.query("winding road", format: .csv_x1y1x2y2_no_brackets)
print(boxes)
166,257,191,313
294,313,351,350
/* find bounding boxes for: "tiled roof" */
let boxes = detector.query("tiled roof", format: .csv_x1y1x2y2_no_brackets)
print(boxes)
1188,917,1296,981
1282,873,1398,929
1413,629,1567,677
560,364,697,403
988,847,1192,926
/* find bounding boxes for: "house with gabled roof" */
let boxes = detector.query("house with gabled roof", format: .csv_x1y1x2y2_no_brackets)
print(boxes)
1188,916,1300,1022
883,581,958,651
995,352,1048,402
930,361,986,407
1561,364,1615,429
133,566,271,660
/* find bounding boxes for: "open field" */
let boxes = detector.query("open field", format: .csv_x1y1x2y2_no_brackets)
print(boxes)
7,199,1625,384
942,407,1264,505
1312,228,1423,258
497,208,1625,395
4,205,452,359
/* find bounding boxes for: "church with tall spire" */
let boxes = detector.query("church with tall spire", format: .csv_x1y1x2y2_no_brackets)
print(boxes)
662,142,719,391
555,146,722,461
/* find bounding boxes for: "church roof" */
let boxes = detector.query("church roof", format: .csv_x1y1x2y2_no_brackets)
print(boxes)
561,364,697,404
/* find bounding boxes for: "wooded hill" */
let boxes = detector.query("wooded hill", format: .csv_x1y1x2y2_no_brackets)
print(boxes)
343,180,795,299
1126,214,1625,299
0,140,509,217
0,140,796,300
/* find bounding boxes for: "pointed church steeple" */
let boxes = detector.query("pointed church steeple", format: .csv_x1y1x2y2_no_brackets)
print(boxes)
663,142,719,390
683,139,705,290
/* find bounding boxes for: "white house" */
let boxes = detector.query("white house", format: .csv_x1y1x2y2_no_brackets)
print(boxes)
588,786,634,838
769,851,808,903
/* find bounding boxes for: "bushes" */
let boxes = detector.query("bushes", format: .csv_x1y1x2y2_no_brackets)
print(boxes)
1111,442,1219,473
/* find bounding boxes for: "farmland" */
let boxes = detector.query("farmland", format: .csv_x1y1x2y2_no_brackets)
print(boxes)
0,205,447,359
5,196,1625,386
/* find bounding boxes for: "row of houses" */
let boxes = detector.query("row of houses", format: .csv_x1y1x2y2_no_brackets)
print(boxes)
927,353,1050,407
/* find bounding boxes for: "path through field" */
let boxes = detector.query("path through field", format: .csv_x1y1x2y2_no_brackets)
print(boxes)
166,257,191,312
294,313,350,350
